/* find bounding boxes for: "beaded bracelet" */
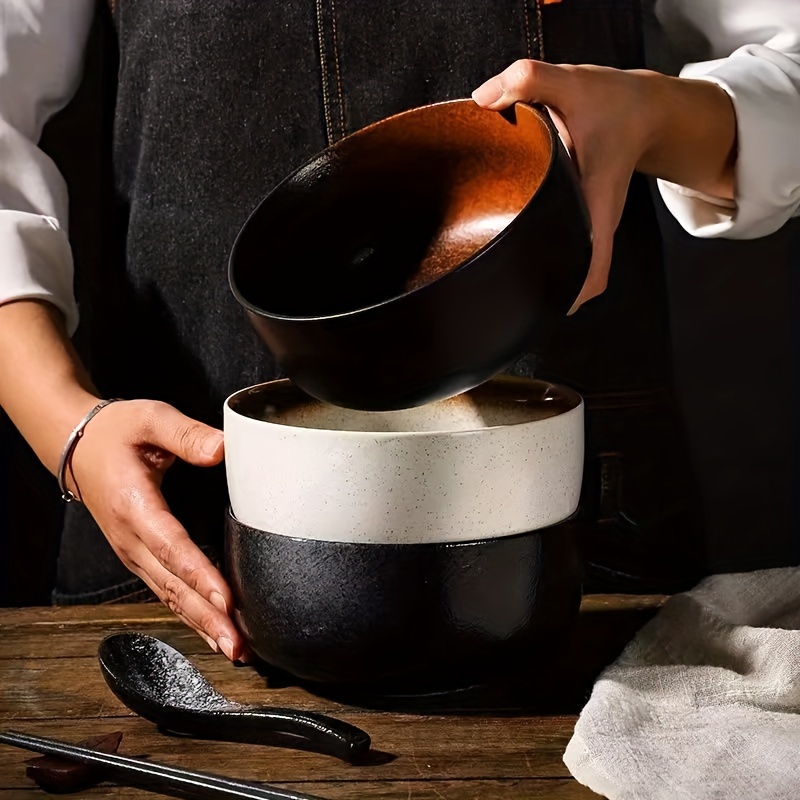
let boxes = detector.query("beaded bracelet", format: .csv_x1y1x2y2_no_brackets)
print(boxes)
57,399,122,502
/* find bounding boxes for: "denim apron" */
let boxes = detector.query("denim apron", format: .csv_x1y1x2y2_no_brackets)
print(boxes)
53,0,711,602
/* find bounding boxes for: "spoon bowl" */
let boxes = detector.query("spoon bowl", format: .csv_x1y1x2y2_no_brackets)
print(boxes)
98,633,371,762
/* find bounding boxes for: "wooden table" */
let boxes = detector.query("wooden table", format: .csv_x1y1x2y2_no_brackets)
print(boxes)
0,596,665,799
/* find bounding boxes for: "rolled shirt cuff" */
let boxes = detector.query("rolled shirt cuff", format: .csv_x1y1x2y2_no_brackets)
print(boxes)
657,45,800,239
0,210,78,335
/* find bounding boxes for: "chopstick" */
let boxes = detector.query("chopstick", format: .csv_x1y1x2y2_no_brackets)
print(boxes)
0,730,331,800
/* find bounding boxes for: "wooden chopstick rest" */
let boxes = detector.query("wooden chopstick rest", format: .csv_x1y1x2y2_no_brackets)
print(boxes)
25,731,123,792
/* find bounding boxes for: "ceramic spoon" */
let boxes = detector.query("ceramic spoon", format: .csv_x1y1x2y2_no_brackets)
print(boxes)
97,633,370,762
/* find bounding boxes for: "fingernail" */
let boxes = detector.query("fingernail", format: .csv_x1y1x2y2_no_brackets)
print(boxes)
210,591,228,614
202,432,224,458
472,81,503,107
201,633,219,653
234,647,256,667
218,636,235,661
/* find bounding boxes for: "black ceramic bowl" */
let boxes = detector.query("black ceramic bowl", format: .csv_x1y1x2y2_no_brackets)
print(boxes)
228,99,591,411
225,510,582,693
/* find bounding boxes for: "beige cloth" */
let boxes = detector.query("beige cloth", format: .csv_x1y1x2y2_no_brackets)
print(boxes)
564,567,800,800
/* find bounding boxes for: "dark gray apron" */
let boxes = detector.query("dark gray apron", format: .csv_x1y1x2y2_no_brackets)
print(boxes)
46,0,794,603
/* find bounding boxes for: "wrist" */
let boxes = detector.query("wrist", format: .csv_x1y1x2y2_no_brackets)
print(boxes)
58,398,123,502
637,72,737,199
33,390,104,478
0,299,102,475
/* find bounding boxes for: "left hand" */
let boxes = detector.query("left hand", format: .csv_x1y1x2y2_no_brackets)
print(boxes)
472,61,736,312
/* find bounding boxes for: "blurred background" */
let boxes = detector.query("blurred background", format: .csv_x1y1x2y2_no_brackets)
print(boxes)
2,7,797,606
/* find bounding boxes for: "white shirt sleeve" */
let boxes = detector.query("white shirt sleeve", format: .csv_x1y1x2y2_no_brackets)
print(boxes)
0,0,94,335
655,0,800,239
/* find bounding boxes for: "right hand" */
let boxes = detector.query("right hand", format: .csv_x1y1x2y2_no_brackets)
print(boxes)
67,398,247,662
472,60,736,313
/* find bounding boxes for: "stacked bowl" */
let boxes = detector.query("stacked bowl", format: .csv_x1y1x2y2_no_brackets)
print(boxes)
224,376,584,690
224,99,592,691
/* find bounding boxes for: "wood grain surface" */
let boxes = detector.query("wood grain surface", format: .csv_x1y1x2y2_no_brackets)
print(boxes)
0,596,665,799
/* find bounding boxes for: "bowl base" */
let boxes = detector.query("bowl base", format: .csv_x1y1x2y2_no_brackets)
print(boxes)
226,510,584,696
249,624,579,713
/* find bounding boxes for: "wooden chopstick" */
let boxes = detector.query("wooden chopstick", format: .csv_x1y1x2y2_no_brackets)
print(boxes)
0,730,331,800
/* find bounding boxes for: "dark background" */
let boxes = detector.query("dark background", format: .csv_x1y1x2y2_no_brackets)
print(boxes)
2,9,798,606
3,210,798,607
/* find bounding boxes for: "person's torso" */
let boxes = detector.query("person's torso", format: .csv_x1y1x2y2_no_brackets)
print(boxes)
53,0,730,598
97,0,659,421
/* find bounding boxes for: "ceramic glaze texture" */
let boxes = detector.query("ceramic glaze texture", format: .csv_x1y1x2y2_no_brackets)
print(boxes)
225,511,583,688
224,377,584,544
98,633,372,760
228,100,591,410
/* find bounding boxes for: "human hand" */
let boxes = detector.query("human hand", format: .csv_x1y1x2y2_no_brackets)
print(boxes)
472,61,736,311
66,399,247,662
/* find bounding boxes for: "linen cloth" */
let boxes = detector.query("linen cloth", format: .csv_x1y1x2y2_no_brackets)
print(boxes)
564,567,800,800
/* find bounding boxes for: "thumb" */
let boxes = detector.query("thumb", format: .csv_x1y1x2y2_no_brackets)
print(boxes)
472,59,567,111
146,404,225,466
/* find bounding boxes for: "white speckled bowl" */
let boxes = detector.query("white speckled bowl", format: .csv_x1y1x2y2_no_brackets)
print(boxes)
224,376,583,544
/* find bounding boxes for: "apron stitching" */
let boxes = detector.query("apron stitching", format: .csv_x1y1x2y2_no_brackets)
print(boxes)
522,0,534,60
534,0,546,61
328,0,347,140
314,0,335,146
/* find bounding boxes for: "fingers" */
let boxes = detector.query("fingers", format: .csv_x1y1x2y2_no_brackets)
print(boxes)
546,107,575,158
70,400,245,661
139,402,224,467
568,162,632,314
472,59,569,110
472,59,644,312
114,475,246,661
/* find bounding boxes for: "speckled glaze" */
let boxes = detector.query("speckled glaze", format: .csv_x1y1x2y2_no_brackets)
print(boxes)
228,99,591,411
225,510,583,690
224,376,584,543
97,633,371,761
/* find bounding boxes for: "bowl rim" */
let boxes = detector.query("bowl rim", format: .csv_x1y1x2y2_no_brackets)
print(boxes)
225,505,582,548
223,376,584,439
227,98,560,323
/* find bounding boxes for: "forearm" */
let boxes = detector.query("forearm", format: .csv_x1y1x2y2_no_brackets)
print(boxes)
651,0,800,237
0,299,99,474
638,71,737,201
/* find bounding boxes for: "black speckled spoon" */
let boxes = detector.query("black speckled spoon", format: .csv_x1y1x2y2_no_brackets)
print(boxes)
98,633,370,762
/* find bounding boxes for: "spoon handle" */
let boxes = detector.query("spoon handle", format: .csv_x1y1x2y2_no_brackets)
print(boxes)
159,707,370,762
0,730,330,800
